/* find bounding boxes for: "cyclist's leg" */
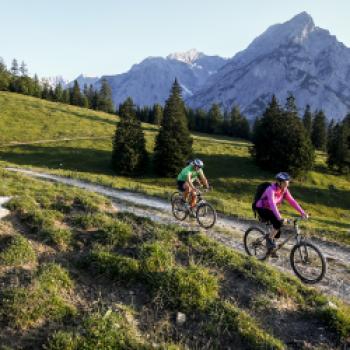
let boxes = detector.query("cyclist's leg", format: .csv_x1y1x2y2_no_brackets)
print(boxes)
176,181,186,201
256,208,281,251
188,185,197,208
183,182,190,203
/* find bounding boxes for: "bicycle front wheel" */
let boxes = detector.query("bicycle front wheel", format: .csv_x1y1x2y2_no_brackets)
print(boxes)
290,241,327,284
172,197,188,221
196,203,217,229
244,227,268,260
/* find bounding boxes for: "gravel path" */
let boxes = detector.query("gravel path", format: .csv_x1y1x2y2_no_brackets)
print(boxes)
5,167,350,303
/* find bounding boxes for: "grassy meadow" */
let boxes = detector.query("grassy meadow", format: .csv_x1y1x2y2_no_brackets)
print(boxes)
0,91,350,245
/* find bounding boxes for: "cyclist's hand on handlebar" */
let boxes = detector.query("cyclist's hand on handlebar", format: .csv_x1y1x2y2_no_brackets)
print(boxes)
301,213,309,220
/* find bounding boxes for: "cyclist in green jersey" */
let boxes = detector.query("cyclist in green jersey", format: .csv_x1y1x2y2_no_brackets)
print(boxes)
177,159,209,212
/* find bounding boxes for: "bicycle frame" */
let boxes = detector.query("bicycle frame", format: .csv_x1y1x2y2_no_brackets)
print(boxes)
267,219,304,251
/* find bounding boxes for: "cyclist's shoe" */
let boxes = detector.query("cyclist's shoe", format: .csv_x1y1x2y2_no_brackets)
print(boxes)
266,237,279,258
266,237,276,250
189,207,196,218
270,249,279,258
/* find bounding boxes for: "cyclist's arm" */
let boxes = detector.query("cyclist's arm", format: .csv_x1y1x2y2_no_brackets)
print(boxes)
266,187,282,220
284,190,306,217
186,173,196,190
198,170,209,189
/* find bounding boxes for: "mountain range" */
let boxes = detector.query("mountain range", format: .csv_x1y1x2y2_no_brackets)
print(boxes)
69,12,350,120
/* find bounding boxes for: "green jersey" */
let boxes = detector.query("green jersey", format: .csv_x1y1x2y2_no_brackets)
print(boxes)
177,165,203,182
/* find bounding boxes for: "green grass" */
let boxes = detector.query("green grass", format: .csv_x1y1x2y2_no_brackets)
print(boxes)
0,170,349,348
0,263,75,329
0,234,37,266
0,92,349,245
7,195,73,249
45,311,181,350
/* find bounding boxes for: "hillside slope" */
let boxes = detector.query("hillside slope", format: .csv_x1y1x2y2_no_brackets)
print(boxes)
0,169,349,349
0,92,349,244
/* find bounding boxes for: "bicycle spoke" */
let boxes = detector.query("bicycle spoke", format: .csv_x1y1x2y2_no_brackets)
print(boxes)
172,198,188,221
291,242,326,283
196,203,216,229
244,228,268,260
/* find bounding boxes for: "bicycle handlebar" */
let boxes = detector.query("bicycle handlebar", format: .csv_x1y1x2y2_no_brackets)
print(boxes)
284,217,308,226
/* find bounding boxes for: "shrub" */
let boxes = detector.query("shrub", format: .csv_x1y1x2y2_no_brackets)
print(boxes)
207,301,285,350
139,241,174,275
46,311,152,350
1,263,75,328
156,264,219,312
83,250,139,282
0,235,36,266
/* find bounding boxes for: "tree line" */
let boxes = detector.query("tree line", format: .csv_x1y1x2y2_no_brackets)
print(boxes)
136,102,251,140
0,57,114,113
113,82,350,178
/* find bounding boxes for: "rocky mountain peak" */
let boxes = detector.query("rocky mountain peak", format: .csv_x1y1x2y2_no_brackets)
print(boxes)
167,49,204,64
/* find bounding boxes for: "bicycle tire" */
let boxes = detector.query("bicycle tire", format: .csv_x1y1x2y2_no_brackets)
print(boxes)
172,197,188,221
244,227,268,260
196,202,217,229
170,191,181,204
290,241,327,284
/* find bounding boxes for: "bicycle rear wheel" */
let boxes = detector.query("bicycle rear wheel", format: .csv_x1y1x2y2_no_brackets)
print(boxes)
244,227,268,260
172,197,188,221
170,191,181,205
196,203,217,229
290,241,327,284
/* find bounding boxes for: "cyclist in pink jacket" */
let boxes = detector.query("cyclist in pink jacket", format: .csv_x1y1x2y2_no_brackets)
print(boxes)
255,172,308,255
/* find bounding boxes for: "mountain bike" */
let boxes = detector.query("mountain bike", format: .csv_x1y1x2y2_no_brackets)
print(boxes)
243,218,327,284
171,188,217,229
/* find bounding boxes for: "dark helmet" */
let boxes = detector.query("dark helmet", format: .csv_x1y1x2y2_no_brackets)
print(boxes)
275,172,291,181
192,159,204,168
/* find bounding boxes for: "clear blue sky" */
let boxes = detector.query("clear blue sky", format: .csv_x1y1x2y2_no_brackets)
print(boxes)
0,0,349,80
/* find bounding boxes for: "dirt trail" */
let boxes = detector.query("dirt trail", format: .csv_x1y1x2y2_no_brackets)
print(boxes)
5,167,350,303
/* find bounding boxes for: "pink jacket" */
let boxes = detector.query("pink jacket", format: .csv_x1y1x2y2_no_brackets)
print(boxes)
256,183,305,220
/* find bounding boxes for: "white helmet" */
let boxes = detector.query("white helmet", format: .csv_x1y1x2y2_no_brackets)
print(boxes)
275,172,291,181
192,159,204,168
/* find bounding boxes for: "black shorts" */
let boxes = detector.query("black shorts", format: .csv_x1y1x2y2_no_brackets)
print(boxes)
256,207,282,231
177,180,186,192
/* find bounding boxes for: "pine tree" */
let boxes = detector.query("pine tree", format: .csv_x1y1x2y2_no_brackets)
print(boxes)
252,95,314,177
311,110,327,150
302,104,312,139
70,80,82,106
111,97,148,175
97,78,114,113
19,61,28,76
62,88,70,104
195,108,207,132
54,83,63,102
285,94,298,117
41,81,50,100
152,103,163,125
32,74,42,97
86,84,95,108
10,59,19,76
229,105,250,139
207,103,223,134
154,79,193,177
327,115,350,173
0,57,10,91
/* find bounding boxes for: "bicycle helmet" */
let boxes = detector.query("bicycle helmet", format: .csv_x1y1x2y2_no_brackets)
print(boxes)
275,172,291,181
192,159,204,168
